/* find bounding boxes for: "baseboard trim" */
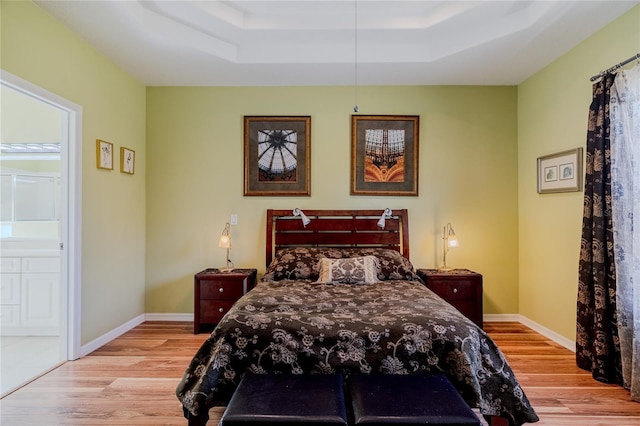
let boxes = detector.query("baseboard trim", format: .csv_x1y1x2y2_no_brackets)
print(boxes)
79,313,194,356
485,313,575,352
80,312,575,357
144,313,193,322
80,314,145,357
483,314,521,322
518,315,576,352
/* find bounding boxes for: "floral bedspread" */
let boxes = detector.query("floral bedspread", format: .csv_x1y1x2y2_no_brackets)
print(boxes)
176,279,539,425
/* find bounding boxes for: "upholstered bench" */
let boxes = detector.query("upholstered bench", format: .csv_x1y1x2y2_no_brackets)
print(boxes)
219,373,349,425
349,374,481,426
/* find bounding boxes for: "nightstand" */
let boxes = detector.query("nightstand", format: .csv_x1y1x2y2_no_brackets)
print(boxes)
194,268,257,334
416,269,483,329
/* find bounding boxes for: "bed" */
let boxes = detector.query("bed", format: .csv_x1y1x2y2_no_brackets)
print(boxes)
176,209,539,426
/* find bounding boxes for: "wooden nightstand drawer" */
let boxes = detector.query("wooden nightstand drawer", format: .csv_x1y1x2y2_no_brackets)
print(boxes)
416,269,483,329
194,268,257,334
427,279,477,301
199,300,236,323
199,280,244,300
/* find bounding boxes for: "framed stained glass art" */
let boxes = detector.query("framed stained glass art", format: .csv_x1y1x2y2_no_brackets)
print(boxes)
244,116,311,196
351,115,419,196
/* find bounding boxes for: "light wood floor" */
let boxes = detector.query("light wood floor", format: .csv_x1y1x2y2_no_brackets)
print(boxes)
1,321,638,425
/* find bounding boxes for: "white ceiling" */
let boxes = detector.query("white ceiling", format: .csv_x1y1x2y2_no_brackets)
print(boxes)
34,0,639,86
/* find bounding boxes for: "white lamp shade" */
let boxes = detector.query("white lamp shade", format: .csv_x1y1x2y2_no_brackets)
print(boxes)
218,234,231,249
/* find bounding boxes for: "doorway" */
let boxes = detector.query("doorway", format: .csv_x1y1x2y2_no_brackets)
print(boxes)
0,71,81,396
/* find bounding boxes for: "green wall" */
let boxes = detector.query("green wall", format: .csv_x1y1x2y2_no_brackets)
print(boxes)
1,0,147,344
517,5,639,341
5,0,635,347
145,85,520,315
1,83,61,143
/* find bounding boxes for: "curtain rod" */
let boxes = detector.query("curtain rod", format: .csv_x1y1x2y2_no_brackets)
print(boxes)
590,53,640,82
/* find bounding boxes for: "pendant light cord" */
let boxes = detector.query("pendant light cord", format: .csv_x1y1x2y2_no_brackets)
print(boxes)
353,0,359,113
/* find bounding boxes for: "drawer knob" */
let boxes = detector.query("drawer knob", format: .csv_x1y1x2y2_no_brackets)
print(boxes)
219,288,224,293
452,288,458,293
218,307,224,313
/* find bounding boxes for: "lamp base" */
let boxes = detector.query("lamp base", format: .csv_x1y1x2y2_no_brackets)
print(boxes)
219,258,234,273
437,266,454,272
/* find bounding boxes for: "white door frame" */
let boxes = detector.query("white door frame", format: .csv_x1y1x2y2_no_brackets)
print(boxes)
1,70,82,360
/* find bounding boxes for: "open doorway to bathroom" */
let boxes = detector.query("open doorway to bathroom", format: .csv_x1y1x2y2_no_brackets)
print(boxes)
1,71,81,397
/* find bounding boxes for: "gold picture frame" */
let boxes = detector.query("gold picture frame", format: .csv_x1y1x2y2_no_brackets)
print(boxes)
96,139,113,170
537,147,583,193
120,147,135,175
243,116,311,196
351,115,419,196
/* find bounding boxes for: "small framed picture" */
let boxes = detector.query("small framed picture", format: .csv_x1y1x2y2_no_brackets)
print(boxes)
537,147,583,193
120,147,135,175
96,139,113,170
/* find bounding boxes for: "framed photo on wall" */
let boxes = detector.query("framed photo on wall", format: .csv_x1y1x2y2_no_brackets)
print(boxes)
96,139,113,170
244,116,311,196
351,115,419,196
120,147,135,174
537,147,583,193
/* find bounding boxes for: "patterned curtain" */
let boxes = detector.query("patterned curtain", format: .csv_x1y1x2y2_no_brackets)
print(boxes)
576,74,623,385
611,63,640,401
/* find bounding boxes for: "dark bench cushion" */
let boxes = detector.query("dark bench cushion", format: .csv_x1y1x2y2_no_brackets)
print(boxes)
349,374,481,426
220,374,348,426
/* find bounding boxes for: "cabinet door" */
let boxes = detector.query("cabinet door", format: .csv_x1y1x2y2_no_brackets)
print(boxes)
21,273,60,329
0,305,21,327
1,273,21,305
1,257,21,273
1,272,22,329
22,256,60,273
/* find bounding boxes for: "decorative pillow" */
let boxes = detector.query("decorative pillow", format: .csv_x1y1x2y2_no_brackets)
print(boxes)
337,248,418,281
316,256,379,284
263,247,328,281
262,247,417,282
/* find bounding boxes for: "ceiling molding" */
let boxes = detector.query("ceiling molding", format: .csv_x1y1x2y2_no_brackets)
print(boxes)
34,0,638,86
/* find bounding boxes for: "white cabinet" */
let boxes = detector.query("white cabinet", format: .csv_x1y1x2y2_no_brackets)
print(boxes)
0,252,60,336
21,271,60,328
0,272,21,328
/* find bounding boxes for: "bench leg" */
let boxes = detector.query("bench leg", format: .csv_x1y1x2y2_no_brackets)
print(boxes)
186,411,209,426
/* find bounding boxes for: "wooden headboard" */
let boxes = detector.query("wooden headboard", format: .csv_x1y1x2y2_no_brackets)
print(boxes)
266,209,409,268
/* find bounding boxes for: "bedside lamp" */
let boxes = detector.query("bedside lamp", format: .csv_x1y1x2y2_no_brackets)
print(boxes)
439,222,458,271
218,222,233,272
